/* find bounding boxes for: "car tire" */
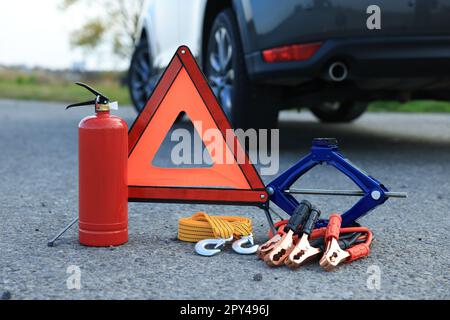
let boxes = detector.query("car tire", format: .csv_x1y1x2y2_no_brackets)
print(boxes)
311,101,368,123
205,9,278,129
128,39,158,112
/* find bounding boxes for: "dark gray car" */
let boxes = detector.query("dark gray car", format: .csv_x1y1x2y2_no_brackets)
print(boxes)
129,0,450,128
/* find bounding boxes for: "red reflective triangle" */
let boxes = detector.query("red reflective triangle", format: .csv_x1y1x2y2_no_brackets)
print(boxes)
127,46,267,205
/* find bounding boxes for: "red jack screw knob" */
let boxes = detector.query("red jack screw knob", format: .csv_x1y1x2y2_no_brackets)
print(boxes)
67,83,128,247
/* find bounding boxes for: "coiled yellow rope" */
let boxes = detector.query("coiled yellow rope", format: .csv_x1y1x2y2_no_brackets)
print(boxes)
178,212,253,243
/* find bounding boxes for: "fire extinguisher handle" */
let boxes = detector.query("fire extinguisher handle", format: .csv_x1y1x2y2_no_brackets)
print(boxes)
66,99,97,109
65,82,111,110
74,82,109,101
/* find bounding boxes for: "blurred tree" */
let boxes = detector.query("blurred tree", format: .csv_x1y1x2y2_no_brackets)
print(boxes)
61,0,144,59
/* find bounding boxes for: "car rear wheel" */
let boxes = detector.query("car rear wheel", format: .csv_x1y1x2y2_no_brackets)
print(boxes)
128,39,158,112
311,101,368,123
205,9,278,129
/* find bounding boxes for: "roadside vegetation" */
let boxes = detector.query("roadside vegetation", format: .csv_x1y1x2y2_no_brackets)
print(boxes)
1,67,450,112
0,67,131,105
368,100,450,113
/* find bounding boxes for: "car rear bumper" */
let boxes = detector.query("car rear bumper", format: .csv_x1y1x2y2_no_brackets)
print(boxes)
245,36,450,87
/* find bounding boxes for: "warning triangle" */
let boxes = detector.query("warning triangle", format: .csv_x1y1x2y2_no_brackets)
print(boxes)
128,46,268,205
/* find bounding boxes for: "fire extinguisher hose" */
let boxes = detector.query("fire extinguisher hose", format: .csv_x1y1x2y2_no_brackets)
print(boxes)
178,212,253,243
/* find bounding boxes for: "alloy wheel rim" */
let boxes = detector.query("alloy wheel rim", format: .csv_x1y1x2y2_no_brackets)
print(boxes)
207,27,234,118
131,45,157,110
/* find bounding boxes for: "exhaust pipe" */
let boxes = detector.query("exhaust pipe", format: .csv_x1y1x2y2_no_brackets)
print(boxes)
327,61,348,82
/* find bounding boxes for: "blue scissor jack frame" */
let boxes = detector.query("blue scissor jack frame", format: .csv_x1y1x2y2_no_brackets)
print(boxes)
265,138,390,228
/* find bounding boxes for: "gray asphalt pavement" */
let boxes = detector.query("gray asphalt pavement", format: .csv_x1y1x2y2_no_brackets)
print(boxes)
0,99,449,299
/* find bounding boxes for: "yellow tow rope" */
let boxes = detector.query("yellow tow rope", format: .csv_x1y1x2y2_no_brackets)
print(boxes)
178,212,253,243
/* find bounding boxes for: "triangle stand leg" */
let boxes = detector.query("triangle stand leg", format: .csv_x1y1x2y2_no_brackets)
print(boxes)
263,206,277,237
47,217,78,247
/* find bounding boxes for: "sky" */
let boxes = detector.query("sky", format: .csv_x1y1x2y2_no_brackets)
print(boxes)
0,0,125,70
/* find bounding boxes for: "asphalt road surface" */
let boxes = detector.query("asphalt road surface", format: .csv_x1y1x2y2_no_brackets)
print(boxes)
0,99,449,300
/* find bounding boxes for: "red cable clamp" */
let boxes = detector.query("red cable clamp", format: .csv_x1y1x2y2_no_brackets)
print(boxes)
319,213,372,271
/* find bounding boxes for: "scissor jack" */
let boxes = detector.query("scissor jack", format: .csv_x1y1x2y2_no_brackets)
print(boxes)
262,138,406,230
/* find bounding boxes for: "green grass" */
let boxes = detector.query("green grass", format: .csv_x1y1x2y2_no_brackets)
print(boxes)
368,100,450,113
0,80,131,105
0,69,132,105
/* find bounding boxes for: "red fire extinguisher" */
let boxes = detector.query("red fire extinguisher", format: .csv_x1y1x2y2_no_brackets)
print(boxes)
66,82,128,247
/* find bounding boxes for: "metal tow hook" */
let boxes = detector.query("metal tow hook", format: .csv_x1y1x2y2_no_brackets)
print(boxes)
195,236,233,256
232,234,259,255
